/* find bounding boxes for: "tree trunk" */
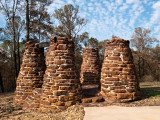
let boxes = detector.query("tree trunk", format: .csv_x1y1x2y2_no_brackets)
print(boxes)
26,0,29,42
12,12,18,79
39,28,41,42
17,34,20,73
142,57,145,76
138,55,141,79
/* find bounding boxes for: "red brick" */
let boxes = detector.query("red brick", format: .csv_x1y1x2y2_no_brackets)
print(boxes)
54,60,65,65
117,93,132,99
56,101,65,106
107,56,121,61
26,63,37,67
105,78,119,81
114,89,126,93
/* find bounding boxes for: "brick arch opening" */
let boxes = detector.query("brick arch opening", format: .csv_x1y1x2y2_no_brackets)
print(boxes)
80,47,101,98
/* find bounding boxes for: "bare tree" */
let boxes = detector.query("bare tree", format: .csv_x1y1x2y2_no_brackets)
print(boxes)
0,0,20,78
26,0,29,42
130,27,157,79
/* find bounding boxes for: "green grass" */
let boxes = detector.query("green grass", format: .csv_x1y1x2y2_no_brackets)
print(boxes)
140,82,160,98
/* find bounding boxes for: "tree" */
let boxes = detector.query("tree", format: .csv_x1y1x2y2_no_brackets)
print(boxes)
14,16,25,71
0,0,20,78
86,37,98,48
21,0,53,42
97,39,109,66
112,35,119,38
152,45,160,81
0,40,12,58
145,45,160,81
79,32,89,47
53,4,87,39
26,0,29,42
29,0,53,42
130,27,157,79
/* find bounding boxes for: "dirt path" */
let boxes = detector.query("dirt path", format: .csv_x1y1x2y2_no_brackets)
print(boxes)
84,106,160,120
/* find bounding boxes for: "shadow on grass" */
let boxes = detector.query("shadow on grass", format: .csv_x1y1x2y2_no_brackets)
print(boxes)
140,87,160,99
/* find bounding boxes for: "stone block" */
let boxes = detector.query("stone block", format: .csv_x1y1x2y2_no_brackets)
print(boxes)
117,93,132,99
39,37,82,112
107,56,121,61
65,101,75,107
100,38,141,102
82,98,92,103
80,47,100,85
56,101,65,106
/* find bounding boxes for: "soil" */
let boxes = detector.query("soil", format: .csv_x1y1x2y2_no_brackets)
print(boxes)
0,82,160,119
0,93,85,120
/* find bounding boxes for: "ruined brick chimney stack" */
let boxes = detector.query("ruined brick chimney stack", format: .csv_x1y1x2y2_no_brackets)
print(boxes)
39,37,82,112
100,38,141,102
14,41,45,106
80,47,100,85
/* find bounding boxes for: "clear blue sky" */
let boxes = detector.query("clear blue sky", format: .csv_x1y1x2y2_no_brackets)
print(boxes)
0,0,160,43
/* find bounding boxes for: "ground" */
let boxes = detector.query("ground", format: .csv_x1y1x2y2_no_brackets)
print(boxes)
82,82,160,107
84,106,160,120
0,82,160,120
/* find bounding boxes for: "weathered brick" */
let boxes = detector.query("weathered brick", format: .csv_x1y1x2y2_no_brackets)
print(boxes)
80,47,100,85
54,60,65,65
59,96,69,102
100,38,141,102
48,98,58,103
39,37,82,112
82,98,92,103
101,88,110,93
105,78,119,81
107,56,121,61
117,93,132,99
14,42,45,107
114,89,126,93
65,101,75,107
51,86,59,90
27,63,37,67
56,101,65,106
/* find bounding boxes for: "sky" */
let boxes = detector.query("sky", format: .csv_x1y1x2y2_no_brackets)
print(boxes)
47,0,160,42
0,0,160,42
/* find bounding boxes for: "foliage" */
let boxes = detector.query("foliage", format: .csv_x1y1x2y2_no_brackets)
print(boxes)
86,37,98,48
112,35,119,38
53,4,87,39
79,32,89,47
98,39,109,65
29,0,53,42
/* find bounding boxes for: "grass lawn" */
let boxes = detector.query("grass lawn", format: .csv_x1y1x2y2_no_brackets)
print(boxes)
140,82,160,98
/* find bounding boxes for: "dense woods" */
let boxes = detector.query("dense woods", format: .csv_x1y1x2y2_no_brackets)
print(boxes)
0,0,159,91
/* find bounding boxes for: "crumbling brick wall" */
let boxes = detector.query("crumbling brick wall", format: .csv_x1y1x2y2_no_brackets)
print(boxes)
14,41,45,106
39,37,82,112
100,38,141,102
80,47,100,85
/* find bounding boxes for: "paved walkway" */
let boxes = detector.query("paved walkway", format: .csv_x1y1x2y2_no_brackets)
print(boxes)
84,106,160,120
